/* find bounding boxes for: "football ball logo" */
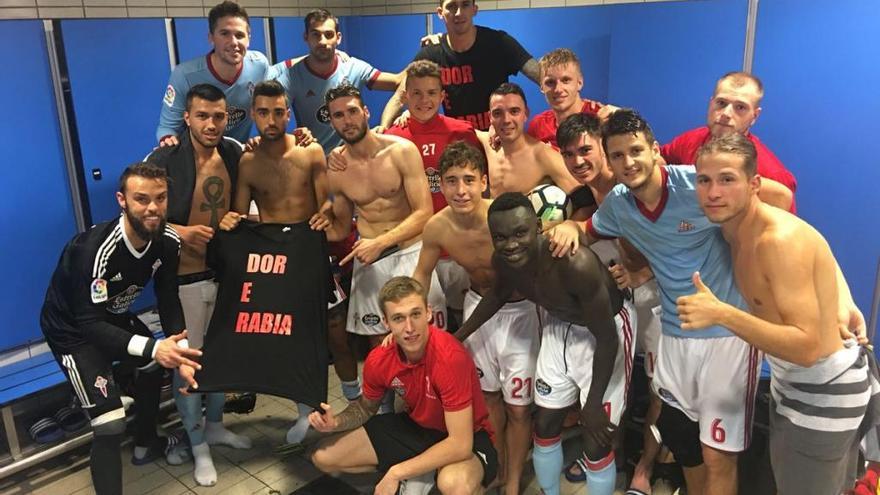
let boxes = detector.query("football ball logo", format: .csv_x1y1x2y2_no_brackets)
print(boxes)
528,184,572,224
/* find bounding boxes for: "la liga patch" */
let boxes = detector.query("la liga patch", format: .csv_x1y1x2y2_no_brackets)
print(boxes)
90,278,108,303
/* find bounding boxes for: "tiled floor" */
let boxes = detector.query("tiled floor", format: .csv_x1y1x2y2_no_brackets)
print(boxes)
0,366,642,495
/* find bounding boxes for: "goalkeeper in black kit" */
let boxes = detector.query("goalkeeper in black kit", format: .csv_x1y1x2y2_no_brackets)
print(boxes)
39,163,202,494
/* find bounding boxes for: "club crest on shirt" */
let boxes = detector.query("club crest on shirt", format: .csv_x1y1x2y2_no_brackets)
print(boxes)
316,104,330,124
90,278,108,303
151,259,162,276
424,376,438,399
94,375,109,398
678,220,695,232
247,81,255,96
163,85,175,108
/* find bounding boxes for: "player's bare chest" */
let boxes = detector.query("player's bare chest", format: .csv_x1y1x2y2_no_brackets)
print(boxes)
489,155,544,194
731,244,767,310
340,160,402,202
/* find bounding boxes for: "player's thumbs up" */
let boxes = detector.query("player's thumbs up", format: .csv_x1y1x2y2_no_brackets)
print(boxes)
692,271,711,293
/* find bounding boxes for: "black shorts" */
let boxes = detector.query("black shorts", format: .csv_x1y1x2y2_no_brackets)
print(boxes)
363,413,497,487
51,319,154,420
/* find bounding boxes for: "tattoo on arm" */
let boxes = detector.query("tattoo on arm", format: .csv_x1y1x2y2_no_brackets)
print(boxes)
200,176,226,229
334,397,380,432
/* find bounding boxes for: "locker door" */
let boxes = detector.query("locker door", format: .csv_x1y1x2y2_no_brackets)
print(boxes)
0,20,77,349
62,18,171,224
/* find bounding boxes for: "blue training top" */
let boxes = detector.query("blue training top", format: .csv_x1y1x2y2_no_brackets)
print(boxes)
273,53,380,154
157,51,273,143
588,164,745,338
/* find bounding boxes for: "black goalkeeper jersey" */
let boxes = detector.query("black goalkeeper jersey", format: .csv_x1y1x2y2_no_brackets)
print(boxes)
195,221,330,405
40,216,184,359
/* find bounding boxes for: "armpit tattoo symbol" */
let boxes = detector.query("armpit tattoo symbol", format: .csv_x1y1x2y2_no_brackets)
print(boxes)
201,176,225,229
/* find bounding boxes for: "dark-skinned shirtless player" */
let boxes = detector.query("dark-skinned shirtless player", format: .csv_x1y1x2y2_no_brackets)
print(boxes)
456,192,635,495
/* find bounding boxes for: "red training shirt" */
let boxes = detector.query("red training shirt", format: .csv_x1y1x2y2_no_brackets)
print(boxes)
363,325,494,440
527,98,605,150
386,114,484,213
660,127,798,213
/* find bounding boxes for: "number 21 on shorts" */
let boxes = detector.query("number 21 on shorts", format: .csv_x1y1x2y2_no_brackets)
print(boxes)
511,377,532,399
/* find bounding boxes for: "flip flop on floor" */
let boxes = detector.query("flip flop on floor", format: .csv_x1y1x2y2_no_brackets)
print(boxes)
625,490,650,495
131,430,188,466
54,406,88,433
29,417,64,444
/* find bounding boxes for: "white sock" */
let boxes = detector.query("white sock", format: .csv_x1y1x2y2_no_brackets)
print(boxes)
400,471,435,495
191,442,217,487
204,420,252,449
132,446,148,459
286,403,313,444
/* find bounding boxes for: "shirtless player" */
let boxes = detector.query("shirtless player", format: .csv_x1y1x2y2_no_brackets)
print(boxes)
482,83,595,217
219,79,332,444
322,83,446,412
677,133,874,495
457,192,636,495
148,83,253,486
411,142,537,494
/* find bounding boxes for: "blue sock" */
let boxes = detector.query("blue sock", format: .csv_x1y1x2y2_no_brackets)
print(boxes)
533,439,563,495
585,454,616,495
341,379,361,401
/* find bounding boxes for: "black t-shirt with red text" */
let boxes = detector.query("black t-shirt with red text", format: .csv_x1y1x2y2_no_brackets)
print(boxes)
414,26,532,131
196,221,330,405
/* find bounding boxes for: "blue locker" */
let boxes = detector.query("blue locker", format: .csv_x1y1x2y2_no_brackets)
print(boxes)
63,19,171,312
0,20,77,350
342,14,426,127
175,16,267,65
478,6,613,123
62,19,171,224
272,16,309,64
753,0,880,320
605,0,746,143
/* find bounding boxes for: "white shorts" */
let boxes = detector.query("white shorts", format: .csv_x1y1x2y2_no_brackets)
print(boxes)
633,280,661,379
178,277,218,350
347,241,447,335
652,334,761,452
462,290,539,406
436,258,470,311
534,300,637,425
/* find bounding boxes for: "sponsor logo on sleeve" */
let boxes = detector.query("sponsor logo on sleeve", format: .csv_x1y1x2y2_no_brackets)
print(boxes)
90,278,108,303
163,85,176,108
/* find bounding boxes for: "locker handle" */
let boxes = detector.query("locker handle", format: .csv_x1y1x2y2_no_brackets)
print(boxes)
91,168,102,181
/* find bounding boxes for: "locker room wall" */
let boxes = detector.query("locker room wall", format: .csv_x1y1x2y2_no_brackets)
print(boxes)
603,0,747,143
175,16,267,65
339,13,426,127
2,0,879,351
752,0,880,324
476,6,613,127
0,20,78,349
